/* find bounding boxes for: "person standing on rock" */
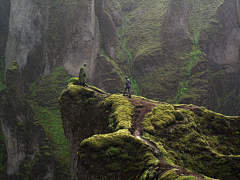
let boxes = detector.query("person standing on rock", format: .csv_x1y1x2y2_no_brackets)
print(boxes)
79,63,86,87
123,76,131,98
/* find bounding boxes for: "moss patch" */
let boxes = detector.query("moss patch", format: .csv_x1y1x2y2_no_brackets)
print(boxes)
79,129,158,179
142,104,240,179
104,94,134,130
142,104,184,135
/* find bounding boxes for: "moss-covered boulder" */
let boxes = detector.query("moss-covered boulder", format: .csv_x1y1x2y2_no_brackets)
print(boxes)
79,129,157,179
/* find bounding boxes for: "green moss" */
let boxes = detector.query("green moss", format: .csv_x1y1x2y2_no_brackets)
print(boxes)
159,168,179,180
88,85,107,94
176,176,198,180
44,152,52,156
7,61,18,71
131,95,160,104
80,129,130,150
108,0,230,115
28,66,70,178
142,104,183,135
146,105,240,179
61,77,239,179
79,129,158,179
104,94,134,130
68,77,79,84
188,0,224,45
66,83,94,97
111,0,169,58
41,146,50,149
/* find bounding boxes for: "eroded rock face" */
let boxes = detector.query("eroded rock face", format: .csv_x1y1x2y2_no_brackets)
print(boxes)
59,81,111,179
4,0,47,89
4,0,240,114
4,0,122,94
91,53,123,93
95,0,117,60
0,0,10,57
62,0,100,79
201,0,240,114
0,62,45,179
107,0,240,115
0,62,70,180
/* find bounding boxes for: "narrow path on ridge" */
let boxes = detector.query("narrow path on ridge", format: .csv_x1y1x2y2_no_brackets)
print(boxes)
82,87,205,179
128,97,160,154
128,98,204,180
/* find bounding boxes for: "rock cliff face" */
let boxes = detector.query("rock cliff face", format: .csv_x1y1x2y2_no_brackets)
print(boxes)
4,0,123,93
0,1,10,176
0,0,10,57
2,0,240,179
0,62,44,179
59,80,240,180
4,0,48,88
0,62,70,180
107,0,240,115
3,0,240,113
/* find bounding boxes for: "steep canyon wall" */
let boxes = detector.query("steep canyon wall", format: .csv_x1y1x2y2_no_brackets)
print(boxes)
1,0,240,179
108,0,240,115
2,1,240,112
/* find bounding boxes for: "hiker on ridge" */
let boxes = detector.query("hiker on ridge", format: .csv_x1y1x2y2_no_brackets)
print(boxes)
79,63,86,87
123,76,131,98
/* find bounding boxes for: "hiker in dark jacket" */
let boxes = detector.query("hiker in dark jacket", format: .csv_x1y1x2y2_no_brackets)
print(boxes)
123,76,131,98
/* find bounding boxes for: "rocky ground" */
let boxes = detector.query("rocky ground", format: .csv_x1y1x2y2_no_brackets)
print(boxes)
59,79,240,180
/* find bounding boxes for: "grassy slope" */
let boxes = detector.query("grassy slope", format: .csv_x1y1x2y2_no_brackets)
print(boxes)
108,0,170,95
109,0,233,113
118,0,168,58
28,66,70,178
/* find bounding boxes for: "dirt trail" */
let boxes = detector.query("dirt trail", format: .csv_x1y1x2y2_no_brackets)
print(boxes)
128,98,160,153
128,98,204,180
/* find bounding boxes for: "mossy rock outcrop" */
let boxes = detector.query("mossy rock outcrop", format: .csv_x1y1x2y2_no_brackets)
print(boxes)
58,80,240,179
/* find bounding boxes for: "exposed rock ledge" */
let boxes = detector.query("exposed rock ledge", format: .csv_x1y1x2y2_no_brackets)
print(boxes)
59,78,240,180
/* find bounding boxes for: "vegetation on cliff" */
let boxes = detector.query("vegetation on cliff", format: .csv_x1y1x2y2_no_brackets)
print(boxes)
0,62,70,179
28,66,71,179
142,104,240,179
59,80,240,179
107,0,240,115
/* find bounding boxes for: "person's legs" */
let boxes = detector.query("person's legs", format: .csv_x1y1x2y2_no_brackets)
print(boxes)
128,88,131,98
123,87,127,96
80,82,86,87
